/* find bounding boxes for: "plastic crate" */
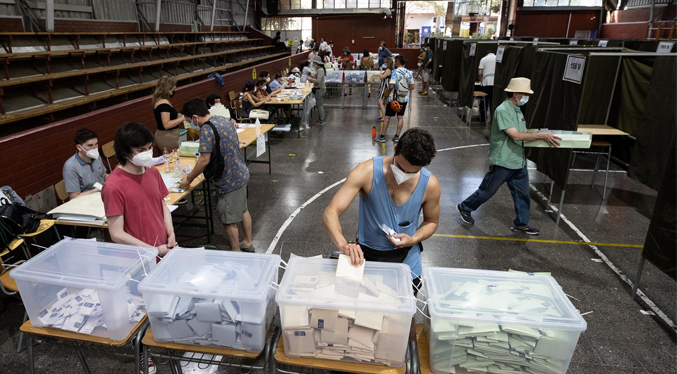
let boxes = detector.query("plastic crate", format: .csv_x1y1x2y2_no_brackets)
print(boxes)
11,239,157,340
422,268,587,374
138,248,280,353
276,257,416,367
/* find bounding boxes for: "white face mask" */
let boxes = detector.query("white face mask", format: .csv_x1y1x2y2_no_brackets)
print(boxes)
263,85,267,91
266,77,270,82
390,163,418,185
85,148,100,160
130,150,154,168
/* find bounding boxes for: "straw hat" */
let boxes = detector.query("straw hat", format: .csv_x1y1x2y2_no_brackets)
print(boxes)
291,67,300,73
504,77,534,94
308,55,323,64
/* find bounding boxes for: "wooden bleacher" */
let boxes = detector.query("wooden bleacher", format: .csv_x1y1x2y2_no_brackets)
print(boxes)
0,31,286,126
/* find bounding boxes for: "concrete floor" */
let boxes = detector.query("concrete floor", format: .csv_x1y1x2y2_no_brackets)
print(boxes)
1,82,675,373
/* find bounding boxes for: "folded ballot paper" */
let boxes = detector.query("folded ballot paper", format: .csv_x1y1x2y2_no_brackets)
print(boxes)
523,129,592,149
36,287,145,335
276,257,416,367
422,268,587,374
138,249,280,352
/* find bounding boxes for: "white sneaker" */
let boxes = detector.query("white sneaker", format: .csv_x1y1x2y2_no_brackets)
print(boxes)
305,124,311,130
140,356,157,374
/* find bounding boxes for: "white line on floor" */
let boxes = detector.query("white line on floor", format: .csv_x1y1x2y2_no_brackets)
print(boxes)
529,183,675,331
264,142,673,332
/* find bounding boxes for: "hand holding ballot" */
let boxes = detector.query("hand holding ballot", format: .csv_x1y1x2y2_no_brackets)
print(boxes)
338,242,364,267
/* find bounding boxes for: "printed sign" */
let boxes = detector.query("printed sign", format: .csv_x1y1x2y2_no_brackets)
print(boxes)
496,46,505,63
562,55,586,84
598,40,608,47
252,68,257,80
469,43,477,57
569,40,578,46
656,41,675,53
256,134,266,157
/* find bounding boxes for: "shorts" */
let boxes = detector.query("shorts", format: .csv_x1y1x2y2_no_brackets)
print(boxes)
385,101,407,117
216,184,248,225
422,69,430,83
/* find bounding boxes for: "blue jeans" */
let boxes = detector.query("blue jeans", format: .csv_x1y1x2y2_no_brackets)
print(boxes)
459,165,531,227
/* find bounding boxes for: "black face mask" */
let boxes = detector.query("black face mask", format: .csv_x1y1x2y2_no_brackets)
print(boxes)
170,91,175,98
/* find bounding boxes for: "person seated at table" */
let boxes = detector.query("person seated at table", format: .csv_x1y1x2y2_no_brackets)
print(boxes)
299,61,313,83
259,71,283,96
63,128,109,200
205,93,236,125
254,78,277,117
102,122,177,257
241,80,272,119
179,99,254,252
269,73,293,121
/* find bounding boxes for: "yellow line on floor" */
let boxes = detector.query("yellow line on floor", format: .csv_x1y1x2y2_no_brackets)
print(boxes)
432,234,643,248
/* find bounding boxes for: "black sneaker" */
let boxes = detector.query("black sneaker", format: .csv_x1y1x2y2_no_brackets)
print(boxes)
456,205,474,224
511,225,540,235
375,134,386,143
392,135,400,143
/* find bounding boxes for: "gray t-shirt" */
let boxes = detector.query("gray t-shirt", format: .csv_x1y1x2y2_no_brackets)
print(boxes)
62,152,106,193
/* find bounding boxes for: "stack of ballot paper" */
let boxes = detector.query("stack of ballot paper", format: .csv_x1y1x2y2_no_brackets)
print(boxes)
11,239,158,340
178,141,200,157
523,129,592,149
275,257,416,367
138,248,281,353
48,192,106,225
422,268,587,374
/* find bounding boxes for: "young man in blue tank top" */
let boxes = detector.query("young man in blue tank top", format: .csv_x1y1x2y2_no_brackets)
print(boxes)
323,129,441,293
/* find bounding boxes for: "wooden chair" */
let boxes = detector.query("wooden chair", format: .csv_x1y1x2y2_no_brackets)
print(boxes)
101,141,115,172
0,252,29,353
228,91,238,111
54,180,68,204
186,128,200,141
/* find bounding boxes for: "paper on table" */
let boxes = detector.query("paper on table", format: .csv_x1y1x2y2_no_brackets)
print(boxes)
336,254,364,282
236,129,245,133
167,205,179,213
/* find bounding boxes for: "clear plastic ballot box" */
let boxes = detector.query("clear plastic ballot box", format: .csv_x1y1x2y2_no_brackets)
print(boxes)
325,70,343,83
422,267,587,374
138,248,280,353
275,257,416,367
344,70,366,83
11,239,157,340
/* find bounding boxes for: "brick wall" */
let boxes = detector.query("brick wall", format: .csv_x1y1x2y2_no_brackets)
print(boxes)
601,23,649,40
603,7,676,39
0,17,24,32
0,52,308,199
159,24,193,32
312,14,397,54
514,10,600,38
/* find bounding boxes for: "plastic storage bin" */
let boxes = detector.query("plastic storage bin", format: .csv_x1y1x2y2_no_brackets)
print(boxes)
138,248,280,353
11,239,157,340
325,70,343,83
422,268,587,374
275,257,415,367
344,70,366,83
366,71,382,84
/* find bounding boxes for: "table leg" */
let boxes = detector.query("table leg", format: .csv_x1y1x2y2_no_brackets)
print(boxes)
591,153,601,187
631,256,645,298
26,333,34,374
267,134,272,175
556,190,566,225
363,83,367,109
341,87,345,109
602,145,612,200
143,345,149,374
17,311,27,353
76,348,91,374
548,180,554,204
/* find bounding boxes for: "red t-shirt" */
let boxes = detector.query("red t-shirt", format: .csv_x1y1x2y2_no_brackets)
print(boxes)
101,166,169,247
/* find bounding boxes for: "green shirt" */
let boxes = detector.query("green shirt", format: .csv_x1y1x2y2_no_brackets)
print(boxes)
488,100,527,170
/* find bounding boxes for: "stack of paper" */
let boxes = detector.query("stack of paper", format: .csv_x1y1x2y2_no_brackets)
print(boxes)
147,264,270,350
48,193,106,225
178,141,200,157
523,129,592,149
427,278,581,374
280,264,409,365
36,287,145,335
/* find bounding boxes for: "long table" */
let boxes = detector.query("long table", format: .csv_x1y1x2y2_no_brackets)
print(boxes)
268,84,313,136
237,123,275,174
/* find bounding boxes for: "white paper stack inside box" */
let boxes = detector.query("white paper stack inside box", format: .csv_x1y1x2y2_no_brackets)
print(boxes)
138,248,280,353
10,239,157,340
344,70,366,83
523,129,593,149
422,268,587,374
325,70,344,83
275,257,416,367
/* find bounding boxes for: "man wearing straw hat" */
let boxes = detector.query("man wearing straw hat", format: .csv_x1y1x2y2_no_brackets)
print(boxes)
456,77,561,235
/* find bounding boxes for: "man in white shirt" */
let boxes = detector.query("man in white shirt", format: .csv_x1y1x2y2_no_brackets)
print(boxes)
319,38,328,52
478,51,496,123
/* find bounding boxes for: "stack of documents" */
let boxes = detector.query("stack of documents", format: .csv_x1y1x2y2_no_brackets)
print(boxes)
178,141,200,157
276,257,416,367
422,268,587,374
36,287,145,335
48,192,106,225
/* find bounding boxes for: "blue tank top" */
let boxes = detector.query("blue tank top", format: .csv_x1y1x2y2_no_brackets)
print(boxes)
358,157,431,278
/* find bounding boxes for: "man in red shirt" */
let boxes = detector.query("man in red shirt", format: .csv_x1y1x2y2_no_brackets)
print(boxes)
102,122,177,256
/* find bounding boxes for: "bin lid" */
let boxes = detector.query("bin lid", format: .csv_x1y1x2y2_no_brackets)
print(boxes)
10,239,156,290
422,267,587,331
275,257,416,315
138,248,280,302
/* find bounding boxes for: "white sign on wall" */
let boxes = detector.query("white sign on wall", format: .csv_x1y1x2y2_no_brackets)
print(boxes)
469,43,477,57
496,46,505,63
563,55,587,84
569,40,578,46
656,41,675,53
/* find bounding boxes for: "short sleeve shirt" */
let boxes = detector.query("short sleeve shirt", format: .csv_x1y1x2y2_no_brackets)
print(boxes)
101,166,169,246
269,79,282,90
62,152,106,194
198,116,250,194
423,49,433,68
488,100,527,170
388,67,415,103
479,53,497,86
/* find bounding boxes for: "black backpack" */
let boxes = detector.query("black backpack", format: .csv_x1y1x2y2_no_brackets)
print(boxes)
202,121,225,181
0,204,41,250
